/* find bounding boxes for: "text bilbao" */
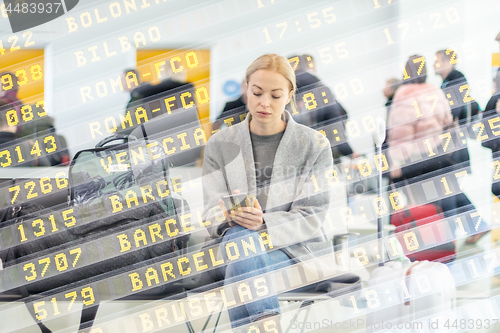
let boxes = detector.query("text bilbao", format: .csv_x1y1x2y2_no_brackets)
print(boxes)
88,84,209,139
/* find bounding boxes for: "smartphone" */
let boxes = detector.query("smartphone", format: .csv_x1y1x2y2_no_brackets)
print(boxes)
222,193,249,211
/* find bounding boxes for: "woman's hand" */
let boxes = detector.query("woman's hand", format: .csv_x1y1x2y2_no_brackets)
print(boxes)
232,198,265,230
350,152,361,159
217,199,234,226
217,189,243,227
390,167,402,179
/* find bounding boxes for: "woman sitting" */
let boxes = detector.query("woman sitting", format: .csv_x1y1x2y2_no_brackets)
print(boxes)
202,54,334,328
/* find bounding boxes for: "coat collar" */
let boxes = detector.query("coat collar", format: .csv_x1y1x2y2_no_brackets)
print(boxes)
227,111,298,209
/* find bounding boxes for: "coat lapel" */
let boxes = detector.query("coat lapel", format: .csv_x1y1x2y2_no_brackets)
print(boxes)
227,111,300,210
224,116,256,197
263,112,298,211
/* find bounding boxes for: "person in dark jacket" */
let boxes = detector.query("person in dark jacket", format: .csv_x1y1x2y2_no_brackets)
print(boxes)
434,49,481,124
434,49,484,243
482,68,500,196
213,80,247,131
121,65,196,135
124,66,196,113
0,99,17,146
123,69,146,111
289,54,359,161
381,78,401,151
0,72,23,136
0,99,50,166
384,78,400,110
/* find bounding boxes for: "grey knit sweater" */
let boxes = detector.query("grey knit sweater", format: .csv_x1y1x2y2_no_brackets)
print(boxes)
202,111,335,260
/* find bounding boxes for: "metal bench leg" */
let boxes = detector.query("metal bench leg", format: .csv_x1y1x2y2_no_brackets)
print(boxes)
182,311,196,333
300,306,312,333
284,300,315,333
198,300,223,333
78,303,100,331
20,285,52,333
211,303,223,333
284,302,303,333
24,302,52,332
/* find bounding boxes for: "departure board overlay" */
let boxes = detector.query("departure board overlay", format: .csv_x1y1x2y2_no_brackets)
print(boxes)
1,0,499,332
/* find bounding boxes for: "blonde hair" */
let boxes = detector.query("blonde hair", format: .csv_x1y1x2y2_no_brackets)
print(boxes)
245,54,297,105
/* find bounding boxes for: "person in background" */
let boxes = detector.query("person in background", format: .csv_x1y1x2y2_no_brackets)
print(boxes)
434,49,481,124
481,68,500,198
19,111,71,166
289,54,360,162
123,69,146,111
434,49,484,243
388,55,455,217
384,78,400,111
213,80,247,131
0,99,50,166
141,58,195,100
0,72,23,135
121,63,197,134
0,98,17,146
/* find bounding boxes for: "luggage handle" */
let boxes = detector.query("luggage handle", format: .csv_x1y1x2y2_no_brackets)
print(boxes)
96,134,137,148
333,232,360,271
373,117,386,266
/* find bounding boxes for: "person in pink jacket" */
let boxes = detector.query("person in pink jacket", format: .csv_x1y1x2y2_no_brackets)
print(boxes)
387,55,467,240
387,55,453,181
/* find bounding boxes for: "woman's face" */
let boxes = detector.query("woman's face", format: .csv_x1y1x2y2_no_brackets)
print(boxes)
246,69,292,135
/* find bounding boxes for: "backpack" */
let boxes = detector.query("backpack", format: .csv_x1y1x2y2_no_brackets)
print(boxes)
0,134,190,332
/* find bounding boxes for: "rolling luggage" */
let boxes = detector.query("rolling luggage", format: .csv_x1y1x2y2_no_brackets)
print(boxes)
367,118,457,332
367,260,456,332
390,204,456,262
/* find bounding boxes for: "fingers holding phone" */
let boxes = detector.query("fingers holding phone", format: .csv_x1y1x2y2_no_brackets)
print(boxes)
219,189,245,226
217,199,233,226
221,192,264,230
231,197,265,230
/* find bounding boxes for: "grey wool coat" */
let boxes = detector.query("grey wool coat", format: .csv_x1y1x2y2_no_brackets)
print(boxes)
202,110,335,260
